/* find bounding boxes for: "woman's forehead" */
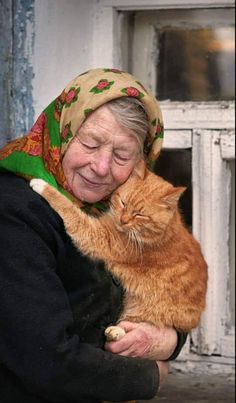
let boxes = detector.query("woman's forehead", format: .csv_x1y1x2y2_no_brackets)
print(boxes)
79,126,140,150
80,106,137,140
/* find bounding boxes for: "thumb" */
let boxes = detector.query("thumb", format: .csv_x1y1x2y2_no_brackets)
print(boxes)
118,321,139,333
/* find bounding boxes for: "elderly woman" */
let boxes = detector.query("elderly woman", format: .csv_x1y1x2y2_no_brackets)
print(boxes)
0,68,186,403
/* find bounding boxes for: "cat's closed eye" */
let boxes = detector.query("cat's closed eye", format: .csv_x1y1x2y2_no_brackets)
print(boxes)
133,212,149,220
118,197,125,207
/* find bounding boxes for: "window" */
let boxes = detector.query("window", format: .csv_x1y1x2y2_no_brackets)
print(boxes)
122,5,235,361
124,8,235,101
157,21,235,101
95,0,235,365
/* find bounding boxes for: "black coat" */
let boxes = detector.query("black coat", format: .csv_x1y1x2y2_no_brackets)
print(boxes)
0,173,159,403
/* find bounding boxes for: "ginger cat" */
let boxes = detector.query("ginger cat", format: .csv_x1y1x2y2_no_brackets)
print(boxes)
30,160,207,338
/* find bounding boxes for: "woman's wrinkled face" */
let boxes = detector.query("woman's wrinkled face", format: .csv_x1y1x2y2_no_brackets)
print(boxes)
62,105,141,203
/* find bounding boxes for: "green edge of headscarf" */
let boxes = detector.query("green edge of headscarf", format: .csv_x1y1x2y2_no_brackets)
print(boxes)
0,152,72,199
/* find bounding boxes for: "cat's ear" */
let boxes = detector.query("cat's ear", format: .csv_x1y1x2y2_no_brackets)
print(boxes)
132,159,147,180
161,187,186,208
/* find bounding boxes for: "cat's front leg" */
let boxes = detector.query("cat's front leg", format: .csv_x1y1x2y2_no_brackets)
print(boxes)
30,178,47,195
30,179,76,226
30,178,82,238
30,179,113,262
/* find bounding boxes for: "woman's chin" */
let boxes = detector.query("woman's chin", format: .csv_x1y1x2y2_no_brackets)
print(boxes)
72,188,108,204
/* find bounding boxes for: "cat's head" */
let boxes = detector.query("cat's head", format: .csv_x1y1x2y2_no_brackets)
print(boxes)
110,160,186,245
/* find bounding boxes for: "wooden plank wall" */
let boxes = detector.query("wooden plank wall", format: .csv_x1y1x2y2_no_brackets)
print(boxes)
0,0,35,148
0,0,13,147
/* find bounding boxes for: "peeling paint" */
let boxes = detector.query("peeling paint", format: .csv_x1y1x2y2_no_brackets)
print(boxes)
0,0,35,147
0,0,13,146
12,0,35,137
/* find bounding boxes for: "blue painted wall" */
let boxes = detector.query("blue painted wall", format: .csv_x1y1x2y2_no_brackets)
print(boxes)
0,0,35,148
0,0,12,147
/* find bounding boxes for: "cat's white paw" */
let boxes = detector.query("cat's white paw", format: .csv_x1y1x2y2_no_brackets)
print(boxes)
104,326,126,342
30,178,47,195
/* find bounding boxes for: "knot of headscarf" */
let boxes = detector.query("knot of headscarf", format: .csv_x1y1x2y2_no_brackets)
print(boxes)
0,68,164,212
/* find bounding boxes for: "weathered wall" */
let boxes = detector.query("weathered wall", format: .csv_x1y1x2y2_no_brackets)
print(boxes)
0,0,34,146
0,0,12,146
0,0,96,146
32,0,95,118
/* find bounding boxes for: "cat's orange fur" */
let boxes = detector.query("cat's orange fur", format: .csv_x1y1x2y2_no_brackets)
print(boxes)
31,160,208,333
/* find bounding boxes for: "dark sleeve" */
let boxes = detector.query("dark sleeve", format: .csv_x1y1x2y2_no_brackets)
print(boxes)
168,331,188,361
0,176,159,402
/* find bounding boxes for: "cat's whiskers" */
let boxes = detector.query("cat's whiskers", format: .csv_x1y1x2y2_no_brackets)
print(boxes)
109,206,142,259
120,229,133,255
129,230,137,258
120,229,135,258
130,229,143,264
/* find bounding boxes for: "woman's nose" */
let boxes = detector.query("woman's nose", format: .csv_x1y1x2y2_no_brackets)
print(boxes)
91,150,111,177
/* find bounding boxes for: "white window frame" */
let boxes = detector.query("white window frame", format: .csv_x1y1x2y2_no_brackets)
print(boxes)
93,0,235,68
101,0,234,8
93,0,235,372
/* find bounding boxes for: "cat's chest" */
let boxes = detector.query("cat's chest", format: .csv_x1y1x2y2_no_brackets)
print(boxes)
107,261,151,294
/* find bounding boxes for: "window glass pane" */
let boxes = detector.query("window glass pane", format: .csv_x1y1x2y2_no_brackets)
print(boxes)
157,25,235,101
128,8,235,101
154,149,192,229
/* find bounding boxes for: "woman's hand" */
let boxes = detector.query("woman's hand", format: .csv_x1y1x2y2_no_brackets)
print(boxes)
104,321,177,360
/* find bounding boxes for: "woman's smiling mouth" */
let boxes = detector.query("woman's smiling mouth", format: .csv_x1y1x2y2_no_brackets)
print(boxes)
79,173,107,188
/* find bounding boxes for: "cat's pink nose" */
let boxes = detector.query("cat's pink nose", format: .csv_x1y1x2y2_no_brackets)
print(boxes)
120,213,130,225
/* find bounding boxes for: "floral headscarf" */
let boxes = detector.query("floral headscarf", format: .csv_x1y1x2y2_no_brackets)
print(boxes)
0,68,164,211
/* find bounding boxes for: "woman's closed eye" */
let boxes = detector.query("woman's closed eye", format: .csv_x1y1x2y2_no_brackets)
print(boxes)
113,152,132,165
76,136,99,150
83,143,98,150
